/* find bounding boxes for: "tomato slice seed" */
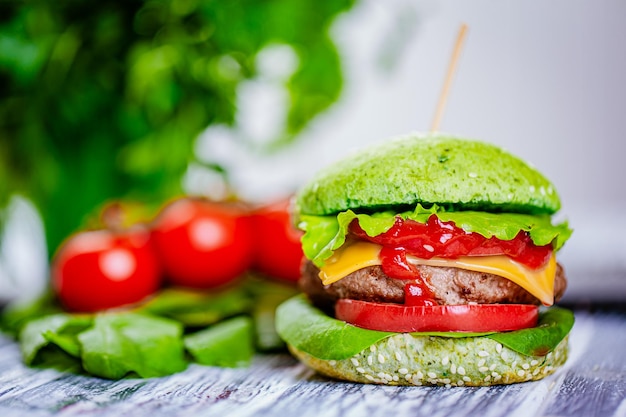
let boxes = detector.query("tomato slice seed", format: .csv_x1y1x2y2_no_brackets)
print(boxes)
335,299,539,333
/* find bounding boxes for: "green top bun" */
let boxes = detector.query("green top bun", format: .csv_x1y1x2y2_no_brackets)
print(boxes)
297,133,561,216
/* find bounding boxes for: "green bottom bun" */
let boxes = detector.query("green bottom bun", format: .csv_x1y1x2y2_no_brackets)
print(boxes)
276,295,574,387
288,333,569,387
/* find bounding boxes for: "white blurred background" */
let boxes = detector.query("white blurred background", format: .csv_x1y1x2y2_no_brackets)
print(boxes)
3,0,625,304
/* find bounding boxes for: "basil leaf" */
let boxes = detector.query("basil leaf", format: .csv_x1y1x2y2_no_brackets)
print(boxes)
276,295,574,360
78,313,187,379
184,316,254,368
300,205,573,266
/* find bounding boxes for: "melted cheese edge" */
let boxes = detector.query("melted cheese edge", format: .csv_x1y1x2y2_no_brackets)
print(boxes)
318,241,557,306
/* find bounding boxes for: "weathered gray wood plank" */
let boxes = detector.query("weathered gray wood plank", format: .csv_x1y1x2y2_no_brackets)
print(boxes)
0,310,624,417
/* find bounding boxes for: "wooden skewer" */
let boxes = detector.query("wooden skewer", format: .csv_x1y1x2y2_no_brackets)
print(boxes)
430,23,468,133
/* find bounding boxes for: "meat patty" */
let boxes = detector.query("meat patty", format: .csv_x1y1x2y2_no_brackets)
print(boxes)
300,260,568,312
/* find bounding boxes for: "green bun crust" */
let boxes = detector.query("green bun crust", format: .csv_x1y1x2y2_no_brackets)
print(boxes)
288,333,569,387
296,133,561,216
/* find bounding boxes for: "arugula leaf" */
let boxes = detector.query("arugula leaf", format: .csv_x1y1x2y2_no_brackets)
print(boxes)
300,204,573,266
184,316,254,368
77,313,187,379
276,295,574,360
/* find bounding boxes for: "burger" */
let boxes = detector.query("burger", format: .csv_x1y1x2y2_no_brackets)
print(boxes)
276,133,574,386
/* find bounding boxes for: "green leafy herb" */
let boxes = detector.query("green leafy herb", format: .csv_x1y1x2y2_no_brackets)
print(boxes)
184,316,254,368
300,205,573,266
275,295,575,360
6,277,299,379
140,286,254,327
78,313,187,379
247,277,299,351
20,314,92,364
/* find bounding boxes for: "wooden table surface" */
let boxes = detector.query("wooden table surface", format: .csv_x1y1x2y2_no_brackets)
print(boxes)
1,307,625,417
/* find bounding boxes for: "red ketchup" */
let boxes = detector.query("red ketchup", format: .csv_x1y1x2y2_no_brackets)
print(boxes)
379,246,438,306
351,215,554,306
404,283,437,306
350,215,552,270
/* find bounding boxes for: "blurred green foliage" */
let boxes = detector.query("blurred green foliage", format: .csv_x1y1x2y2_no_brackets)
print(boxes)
0,0,354,255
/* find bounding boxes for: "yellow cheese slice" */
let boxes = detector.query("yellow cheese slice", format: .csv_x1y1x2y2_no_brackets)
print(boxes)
319,241,382,286
318,241,557,306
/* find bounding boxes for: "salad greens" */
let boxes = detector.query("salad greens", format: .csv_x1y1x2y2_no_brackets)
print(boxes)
140,286,254,327
185,316,254,368
299,204,573,267
2,277,298,379
276,295,575,360
20,314,92,365
78,313,187,379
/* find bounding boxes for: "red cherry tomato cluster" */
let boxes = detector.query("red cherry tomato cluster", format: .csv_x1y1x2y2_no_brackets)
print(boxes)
52,197,304,312
151,199,255,289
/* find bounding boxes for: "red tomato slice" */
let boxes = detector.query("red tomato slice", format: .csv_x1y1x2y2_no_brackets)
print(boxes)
335,299,539,333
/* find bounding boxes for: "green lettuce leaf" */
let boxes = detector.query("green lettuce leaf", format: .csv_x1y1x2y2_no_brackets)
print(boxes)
299,204,573,266
275,295,393,360
275,295,574,360
489,307,575,356
77,313,188,379
184,316,254,368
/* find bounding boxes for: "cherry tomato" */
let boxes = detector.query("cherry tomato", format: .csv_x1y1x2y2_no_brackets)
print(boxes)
335,299,539,333
151,198,254,288
251,199,304,282
52,228,161,312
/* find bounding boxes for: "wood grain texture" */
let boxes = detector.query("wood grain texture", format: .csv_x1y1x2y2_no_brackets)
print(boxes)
0,309,625,417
